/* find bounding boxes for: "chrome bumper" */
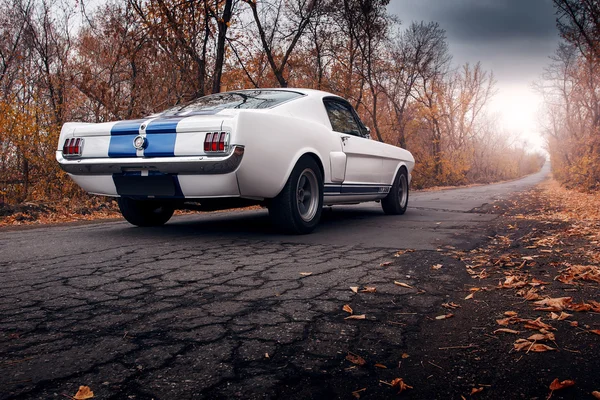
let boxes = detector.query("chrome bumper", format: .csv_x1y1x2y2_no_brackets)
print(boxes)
57,146,244,175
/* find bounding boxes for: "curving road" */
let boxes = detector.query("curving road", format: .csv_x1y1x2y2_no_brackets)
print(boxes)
0,163,550,399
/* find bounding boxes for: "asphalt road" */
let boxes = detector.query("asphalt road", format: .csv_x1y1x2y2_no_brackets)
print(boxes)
0,163,550,399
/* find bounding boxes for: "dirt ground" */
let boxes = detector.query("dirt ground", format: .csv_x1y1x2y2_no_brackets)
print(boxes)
287,179,600,400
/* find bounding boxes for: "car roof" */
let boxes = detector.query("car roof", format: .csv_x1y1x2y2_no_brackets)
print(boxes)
228,88,344,101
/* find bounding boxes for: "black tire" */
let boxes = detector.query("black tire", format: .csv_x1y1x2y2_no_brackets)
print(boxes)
269,156,324,234
381,167,409,215
117,197,175,227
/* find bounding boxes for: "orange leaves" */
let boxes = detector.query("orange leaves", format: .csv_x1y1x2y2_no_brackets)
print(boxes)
345,314,366,320
346,353,366,366
360,287,377,293
550,311,572,320
549,379,575,390
342,304,353,314
73,386,94,400
435,313,454,320
390,378,413,394
394,281,414,289
493,328,520,335
590,330,600,336
533,297,572,311
513,339,556,352
548,379,575,399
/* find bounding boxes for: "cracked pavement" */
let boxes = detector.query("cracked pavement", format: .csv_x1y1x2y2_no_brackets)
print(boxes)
0,165,550,399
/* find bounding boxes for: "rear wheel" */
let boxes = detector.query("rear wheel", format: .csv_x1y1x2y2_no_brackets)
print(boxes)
269,157,323,234
117,197,175,227
381,167,409,215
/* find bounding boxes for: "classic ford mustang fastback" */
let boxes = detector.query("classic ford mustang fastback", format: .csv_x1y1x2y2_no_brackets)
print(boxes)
57,88,415,233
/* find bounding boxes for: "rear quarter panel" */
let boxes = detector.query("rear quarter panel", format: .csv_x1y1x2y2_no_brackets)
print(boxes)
229,110,341,199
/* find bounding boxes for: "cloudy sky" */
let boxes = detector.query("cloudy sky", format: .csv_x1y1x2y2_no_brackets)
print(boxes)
388,0,561,151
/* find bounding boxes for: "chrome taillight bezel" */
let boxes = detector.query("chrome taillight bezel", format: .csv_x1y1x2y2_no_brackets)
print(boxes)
62,137,84,158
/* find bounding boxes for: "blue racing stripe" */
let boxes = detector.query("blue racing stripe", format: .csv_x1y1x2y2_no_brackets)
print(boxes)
108,135,137,158
145,117,183,157
109,119,146,158
111,119,146,136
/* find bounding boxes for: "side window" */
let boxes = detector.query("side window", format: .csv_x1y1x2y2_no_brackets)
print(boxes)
324,100,363,136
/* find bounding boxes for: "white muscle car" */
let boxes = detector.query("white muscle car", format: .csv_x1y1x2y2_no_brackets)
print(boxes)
57,89,415,234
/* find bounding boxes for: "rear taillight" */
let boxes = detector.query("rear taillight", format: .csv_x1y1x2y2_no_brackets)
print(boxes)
204,132,228,153
62,137,84,157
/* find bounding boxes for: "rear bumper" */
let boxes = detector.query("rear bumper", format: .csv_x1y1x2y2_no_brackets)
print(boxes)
56,145,244,175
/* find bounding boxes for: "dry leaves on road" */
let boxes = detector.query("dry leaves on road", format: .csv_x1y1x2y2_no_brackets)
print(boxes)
547,379,575,399
534,297,572,311
435,313,454,320
346,353,366,366
432,264,443,270
299,272,312,276
345,314,366,320
394,281,413,289
343,304,353,314
73,386,94,400
360,287,376,293
390,378,413,394
513,339,556,352
350,287,359,293
494,328,520,335
380,261,392,267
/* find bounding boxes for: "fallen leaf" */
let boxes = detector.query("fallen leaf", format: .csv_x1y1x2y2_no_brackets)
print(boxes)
351,388,367,399
299,272,312,276
343,304,353,314
513,340,556,352
471,387,484,395
534,297,572,311
569,302,592,312
465,293,474,300
345,314,366,320
549,378,575,390
401,353,410,359
350,287,359,293
390,378,413,394
550,311,572,320
346,353,366,365
570,321,579,327
436,313,454,320
265,353,269,358
73,386,94,400
590,330,600,336
591,391,600,399
528,332,555,341
493,328,520,334
442,302,461,309
380,261,392,267
523,317,556,331
374,363,387,369
394,281,413,289
393,249,415,257
360,287,377,293
530,343,556,352
432,264,443,270
504,311,518,317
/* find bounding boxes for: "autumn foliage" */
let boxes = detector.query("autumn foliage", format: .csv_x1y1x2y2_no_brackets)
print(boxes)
541,0,600,191
0,0,543,209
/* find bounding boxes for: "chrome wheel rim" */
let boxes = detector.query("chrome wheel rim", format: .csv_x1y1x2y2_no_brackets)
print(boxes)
399,174,408,208
296,169,319,222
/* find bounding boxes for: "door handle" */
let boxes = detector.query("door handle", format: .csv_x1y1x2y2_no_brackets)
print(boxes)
341,136,350,144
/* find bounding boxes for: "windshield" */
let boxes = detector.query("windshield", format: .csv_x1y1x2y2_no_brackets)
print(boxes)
160,90,304,116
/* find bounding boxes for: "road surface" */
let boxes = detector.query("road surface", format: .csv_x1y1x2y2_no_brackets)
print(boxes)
0,163,550,399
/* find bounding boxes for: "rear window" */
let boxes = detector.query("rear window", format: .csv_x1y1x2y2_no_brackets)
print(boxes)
161,90,303,116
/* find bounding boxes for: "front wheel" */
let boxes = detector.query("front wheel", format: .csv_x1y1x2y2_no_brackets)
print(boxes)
268,157,324,234
381,167,409,215
117,197,175,227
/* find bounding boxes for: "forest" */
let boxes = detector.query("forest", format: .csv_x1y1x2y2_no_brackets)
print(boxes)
0,0,549,207
541,0,600,192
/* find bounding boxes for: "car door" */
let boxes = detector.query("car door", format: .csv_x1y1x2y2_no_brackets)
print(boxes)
323,98,383,189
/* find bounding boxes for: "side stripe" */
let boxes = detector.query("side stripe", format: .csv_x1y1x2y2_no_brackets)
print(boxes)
324,184,391,195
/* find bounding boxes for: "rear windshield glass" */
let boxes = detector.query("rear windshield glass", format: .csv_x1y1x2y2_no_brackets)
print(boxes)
161,90,303,116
